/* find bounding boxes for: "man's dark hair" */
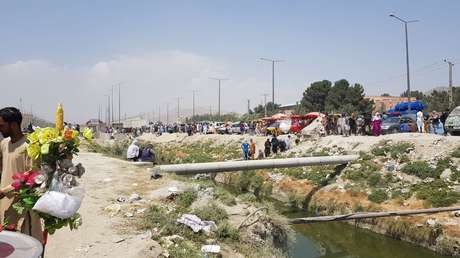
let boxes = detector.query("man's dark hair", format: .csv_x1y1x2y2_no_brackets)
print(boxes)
0,107,23,125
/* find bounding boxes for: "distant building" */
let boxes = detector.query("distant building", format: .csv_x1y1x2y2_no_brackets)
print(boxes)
86,119,105,132
279,103,298,115
365,96,408,113
119,115,148,128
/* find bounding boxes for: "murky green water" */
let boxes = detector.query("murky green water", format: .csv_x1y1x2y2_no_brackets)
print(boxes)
289,217,449,258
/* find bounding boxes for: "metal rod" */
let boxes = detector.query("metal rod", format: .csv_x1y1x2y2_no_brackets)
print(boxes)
290,206,460,224
153,155,358,175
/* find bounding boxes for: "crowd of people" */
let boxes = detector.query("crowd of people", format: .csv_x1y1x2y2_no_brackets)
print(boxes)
241,135,293,160
319,110,451,137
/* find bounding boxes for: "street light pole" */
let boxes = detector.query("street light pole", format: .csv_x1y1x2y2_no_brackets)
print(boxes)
209,78,229,118
192,90,196,118
177,97,180,122
166,103,170,125
262,93,269,117
118,84,121,124
444,59,455,109
260,58,284,104
389,14,419,111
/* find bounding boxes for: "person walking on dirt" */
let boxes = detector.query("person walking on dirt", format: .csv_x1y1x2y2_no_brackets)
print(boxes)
241,140,250,160
416,110,424,133
264,138,271,157
271,136,279,154
249,139,256,160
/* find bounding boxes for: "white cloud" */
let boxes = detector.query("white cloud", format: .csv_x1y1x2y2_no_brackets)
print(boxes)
1,50,270,123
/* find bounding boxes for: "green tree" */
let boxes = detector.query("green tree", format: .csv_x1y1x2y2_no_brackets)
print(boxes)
324,79,374,114
300,80,332,112
400,90,427,101
253,102,281,117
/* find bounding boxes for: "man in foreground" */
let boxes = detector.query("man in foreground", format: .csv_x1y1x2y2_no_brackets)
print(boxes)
0,107,43,241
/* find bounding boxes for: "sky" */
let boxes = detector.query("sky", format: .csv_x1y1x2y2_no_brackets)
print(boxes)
0,0,459,122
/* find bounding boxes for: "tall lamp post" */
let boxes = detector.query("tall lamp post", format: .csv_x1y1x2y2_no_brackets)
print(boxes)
209,78,229,118
389,14,419,111
260,58,284,104
444,59,455,109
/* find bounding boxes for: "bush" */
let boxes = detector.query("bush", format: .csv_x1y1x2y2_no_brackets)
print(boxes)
368,189,388,203
359,151,374,161
391,189,412,200
217,223,240,241
168,241,201,258
368,173,381,187
288,194,300,211
214,188,236,206
371,141,414,159
176,191,198,208
401,161,437,179
414,181,460,207
193,203,228,223
452,147,460,158
238,193,257,203
388,142,414,159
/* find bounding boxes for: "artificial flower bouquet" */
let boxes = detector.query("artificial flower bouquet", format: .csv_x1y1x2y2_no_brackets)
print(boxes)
7,127,93,234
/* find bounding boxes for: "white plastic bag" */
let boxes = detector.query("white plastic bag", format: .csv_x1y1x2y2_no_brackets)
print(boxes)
33,189,84,219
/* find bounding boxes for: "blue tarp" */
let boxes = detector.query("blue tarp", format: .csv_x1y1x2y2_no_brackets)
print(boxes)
394,100,427,112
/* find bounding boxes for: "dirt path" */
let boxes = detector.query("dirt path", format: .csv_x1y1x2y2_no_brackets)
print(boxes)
45,152,164,258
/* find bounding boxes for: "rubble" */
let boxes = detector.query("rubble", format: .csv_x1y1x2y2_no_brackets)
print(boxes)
104,203,121,216
192,173,211,180
177,214,217,234
201,245,221,254
441,168,453,181
128,193,142,202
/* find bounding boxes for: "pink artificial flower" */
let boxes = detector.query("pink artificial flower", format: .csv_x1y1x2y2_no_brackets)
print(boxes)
12,173,26,183
11,180,22,190
25,171,40,188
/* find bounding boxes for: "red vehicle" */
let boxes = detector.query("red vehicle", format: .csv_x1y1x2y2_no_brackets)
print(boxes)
290,112,320,133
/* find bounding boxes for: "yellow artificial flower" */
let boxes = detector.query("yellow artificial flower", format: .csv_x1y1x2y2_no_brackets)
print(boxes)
41,143,50,155
72,130,79,139
38,127,59,144
27,143,41,160
82,128,93,141
27,129,41,144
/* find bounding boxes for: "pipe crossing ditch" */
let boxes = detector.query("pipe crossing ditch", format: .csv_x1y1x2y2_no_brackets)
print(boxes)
151,155,359,176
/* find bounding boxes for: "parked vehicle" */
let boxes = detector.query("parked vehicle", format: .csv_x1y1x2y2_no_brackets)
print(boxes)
266,122,281,135
381,116,401,134
381,114,417,134
445,106,460,135
229,122,248,134
290,113,319,133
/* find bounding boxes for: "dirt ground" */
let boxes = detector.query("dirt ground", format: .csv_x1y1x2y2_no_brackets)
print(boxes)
45,152,163,258
45,133,460,257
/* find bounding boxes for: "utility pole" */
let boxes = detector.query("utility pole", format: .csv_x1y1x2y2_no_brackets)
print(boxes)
166,103,170,125
118,84,121,124
106,95,111,125
111,86,114,123
262,93,269,117
98,105,101,121
158,106,161,122
247,99,250,114
177,97,180,122
389,14,419,111
209,77,229,118
260,58,284,104
192,90,196,118
444,59,455,110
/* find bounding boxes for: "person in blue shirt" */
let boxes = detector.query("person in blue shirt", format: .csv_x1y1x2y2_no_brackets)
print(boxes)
241,140,250,160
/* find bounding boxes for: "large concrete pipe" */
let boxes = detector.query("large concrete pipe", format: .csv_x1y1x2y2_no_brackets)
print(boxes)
152,155,359,175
